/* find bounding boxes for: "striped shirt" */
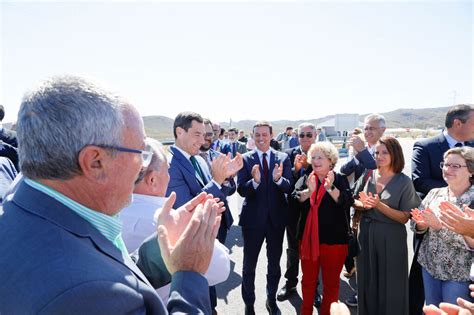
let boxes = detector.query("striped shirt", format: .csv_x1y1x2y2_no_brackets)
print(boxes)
25,178,128,255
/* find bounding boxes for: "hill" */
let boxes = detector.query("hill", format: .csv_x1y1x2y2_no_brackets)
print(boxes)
143,106,452,141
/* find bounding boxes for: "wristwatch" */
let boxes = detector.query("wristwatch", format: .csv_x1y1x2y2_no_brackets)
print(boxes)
326,185,335,192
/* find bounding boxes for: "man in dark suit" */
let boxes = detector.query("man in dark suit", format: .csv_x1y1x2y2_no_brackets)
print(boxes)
166,112,242,314
199,118,237,244
409,104,474,315
237,121,293,315
0,105,18,148
277,122,316,302
0,76,218,314
221,127,248,157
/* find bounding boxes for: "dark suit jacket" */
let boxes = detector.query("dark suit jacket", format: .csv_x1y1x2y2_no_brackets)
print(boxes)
0,127,17,147
285,146,313,229
0,181,210,314
0,141,18,171
237,149,293,229
411,132,473,199
166,146,235,229
339,148,376,183
221,141,247,157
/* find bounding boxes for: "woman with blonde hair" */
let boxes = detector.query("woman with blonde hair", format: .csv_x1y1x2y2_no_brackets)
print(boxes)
292,141,353,315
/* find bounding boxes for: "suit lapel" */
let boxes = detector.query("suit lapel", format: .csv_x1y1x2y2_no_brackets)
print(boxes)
12,182,152,286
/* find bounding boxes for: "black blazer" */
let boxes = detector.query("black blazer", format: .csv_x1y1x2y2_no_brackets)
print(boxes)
292,172,353,245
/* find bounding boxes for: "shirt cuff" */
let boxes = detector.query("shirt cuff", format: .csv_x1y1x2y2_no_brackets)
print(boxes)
211,179,222,189
252,179,260,189
274,177,283,185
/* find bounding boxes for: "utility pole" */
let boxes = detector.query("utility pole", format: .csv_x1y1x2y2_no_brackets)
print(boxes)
451,90,459,105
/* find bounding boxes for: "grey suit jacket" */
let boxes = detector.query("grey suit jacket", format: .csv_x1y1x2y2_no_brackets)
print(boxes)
0,181,210,314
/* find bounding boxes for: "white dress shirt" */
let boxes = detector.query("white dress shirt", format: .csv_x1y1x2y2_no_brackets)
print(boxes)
120,193,230,304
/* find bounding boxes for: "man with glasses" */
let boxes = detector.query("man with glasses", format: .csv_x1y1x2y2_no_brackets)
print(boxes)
410,104,474,315
339,113,386,307
277,123,322,306
167,112,242,314
0,76,219,314
200,119,237,244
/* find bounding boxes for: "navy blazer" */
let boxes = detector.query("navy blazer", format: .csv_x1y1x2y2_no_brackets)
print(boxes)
412,133,474,199
339,148,376,183
0,181,210,314
166,146,235,229
237,149,293,229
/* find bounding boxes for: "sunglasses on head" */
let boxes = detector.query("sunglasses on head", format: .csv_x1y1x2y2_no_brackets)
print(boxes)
299,132,313,138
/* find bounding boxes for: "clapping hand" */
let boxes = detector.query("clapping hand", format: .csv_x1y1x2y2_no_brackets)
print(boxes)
294,154,308,172
411,208,429,231
272,162,283,182
349,135,365,153
324,171,335,191
439,202,474,236
421,207,442,231
157,195,222,275
307,173,317,193
154,192,225,246
227,153,244,176
251,164,261,184
358,191,379,209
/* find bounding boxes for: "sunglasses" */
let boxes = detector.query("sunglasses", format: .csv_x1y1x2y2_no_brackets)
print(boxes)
299,132,313,138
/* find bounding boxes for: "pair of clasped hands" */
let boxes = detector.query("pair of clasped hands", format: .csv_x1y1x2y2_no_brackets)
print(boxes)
210,153,244,184
154,192,225,275
411,201,474,233
358,191,381,209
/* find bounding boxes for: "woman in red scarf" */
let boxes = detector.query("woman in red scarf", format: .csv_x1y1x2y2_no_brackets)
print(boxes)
292,142,354,315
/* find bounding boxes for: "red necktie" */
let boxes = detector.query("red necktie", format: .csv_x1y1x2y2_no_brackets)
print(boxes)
262,152,269,180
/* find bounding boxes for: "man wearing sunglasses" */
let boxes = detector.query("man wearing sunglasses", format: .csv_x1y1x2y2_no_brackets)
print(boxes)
277,123,323,305
410,104,474,315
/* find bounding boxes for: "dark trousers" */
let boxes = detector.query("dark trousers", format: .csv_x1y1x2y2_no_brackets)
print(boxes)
283,221,300,288
409,233,425,315
241,224,285,306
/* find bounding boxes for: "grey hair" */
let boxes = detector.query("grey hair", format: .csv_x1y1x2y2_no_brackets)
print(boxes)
135,138,167,184
365,113,386,128
18,75,125,180
298,122,316,131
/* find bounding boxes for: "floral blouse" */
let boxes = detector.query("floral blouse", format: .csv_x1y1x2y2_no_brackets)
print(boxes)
414,185,474,281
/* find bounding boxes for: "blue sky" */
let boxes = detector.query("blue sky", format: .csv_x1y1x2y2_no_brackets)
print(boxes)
0,0,472,123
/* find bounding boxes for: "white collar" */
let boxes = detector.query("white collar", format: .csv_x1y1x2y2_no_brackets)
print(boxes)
443,130,465,148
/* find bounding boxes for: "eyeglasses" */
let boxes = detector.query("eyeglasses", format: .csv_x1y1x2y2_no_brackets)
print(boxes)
299,132,313,139
204,132,214,138
440,162,468,170
96,145,153,168
363,126,379,131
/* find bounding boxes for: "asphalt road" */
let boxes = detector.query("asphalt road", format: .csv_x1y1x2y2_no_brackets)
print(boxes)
215,138,417,315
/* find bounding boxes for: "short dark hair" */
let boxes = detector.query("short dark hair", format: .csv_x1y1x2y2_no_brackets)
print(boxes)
203,118,212,126
0,105,5,121
253,121,273,135
220,128,225,136
228,127,238,134
445,104,473,128
173,111,203,138
378,136,404,173
286,126,293,131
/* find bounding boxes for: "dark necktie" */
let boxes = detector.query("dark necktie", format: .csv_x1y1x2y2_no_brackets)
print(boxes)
233,142,237,157
455,142,464,147
190,156,206,184
262,152,269,180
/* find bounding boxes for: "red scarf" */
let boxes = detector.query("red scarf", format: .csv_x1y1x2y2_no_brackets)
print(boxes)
300,175,326,261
